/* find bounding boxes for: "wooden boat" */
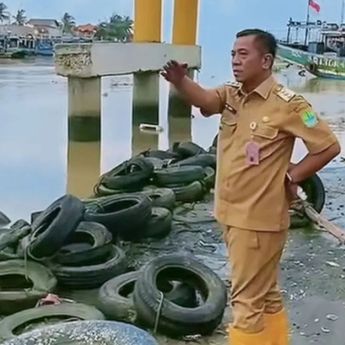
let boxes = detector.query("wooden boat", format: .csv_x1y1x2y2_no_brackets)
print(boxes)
277,0,345,79
0,49,26,59
277,44,345,79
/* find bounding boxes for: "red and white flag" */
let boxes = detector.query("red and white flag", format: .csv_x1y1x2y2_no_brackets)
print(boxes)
309,0,321,13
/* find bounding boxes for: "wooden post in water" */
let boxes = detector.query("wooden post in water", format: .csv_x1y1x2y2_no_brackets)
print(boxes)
132,0,162,154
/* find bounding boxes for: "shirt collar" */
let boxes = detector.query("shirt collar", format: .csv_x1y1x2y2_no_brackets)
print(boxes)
238,75,277,100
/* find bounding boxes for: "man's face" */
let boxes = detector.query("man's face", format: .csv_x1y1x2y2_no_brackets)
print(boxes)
231,35,272,82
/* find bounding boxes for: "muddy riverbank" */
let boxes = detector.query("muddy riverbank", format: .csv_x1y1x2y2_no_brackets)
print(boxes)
124,165,345,345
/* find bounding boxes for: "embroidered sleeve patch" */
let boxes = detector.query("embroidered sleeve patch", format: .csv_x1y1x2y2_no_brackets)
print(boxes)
302,111,318,128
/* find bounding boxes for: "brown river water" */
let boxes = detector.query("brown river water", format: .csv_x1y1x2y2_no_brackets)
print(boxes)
0,59,344,222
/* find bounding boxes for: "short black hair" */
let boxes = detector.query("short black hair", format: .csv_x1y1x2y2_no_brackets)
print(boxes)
236,29,277,58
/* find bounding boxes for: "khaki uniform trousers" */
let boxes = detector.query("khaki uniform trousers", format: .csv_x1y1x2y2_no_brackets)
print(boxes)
223,226,288,333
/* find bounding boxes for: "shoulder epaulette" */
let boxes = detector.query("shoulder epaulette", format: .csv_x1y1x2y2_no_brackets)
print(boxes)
225,81,241,88
275,85,296,102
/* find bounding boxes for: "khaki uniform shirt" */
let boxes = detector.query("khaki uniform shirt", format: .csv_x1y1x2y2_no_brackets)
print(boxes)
212,75,338,232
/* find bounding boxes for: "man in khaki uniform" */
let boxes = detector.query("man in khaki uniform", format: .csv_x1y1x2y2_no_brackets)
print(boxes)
162,29,341,345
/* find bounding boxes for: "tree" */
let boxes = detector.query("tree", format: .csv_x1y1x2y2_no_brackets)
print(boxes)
13,9,26,25
95,13,133,42
0,2,9,23
62,12,76,33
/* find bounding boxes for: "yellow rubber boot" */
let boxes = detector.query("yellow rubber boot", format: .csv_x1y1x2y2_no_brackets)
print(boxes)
229,326,270,345
264,308,289,345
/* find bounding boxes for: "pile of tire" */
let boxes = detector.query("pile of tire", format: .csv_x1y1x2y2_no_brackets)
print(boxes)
92,138,326,230
0,139,327,343
93,141,217,205
0,194,228,341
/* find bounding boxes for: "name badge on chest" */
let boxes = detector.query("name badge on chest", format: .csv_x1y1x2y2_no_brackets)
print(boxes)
245,121,260,165
245,141,260,165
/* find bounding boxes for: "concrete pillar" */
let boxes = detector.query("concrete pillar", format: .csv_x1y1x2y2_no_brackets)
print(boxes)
132,0,162,139
169,0,199,117
132,74,159,155
131,121,159,157
172,0,199,45
68,77,101,142
66,140,101,198
132,72,159,124
134,0,162,42
168,96,192,146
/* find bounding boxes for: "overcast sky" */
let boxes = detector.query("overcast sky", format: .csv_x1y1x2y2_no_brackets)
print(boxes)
6,0,342,37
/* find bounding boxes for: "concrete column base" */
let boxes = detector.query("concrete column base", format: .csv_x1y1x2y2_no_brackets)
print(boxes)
132,72,160,125
66,141,101,198
68,77,101,142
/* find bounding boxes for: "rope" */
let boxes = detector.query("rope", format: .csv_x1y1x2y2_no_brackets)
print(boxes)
24,242,29,281
154,291,164,334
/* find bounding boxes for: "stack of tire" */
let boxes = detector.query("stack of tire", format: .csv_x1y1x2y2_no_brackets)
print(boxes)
92,138,326,230
93,141,217,205
0,194,228,341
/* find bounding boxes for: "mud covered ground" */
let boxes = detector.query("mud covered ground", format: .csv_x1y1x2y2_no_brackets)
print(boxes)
122,165,345,345
9,166,345,345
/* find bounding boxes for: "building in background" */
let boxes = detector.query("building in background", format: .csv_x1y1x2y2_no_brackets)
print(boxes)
74,24,97,39
27,19,62,38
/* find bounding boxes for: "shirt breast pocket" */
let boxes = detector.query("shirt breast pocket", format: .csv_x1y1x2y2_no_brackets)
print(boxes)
219,116,237,152
252,125,279,160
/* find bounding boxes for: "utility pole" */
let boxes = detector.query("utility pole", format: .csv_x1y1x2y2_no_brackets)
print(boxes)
304,0,310,46
341,0,345,26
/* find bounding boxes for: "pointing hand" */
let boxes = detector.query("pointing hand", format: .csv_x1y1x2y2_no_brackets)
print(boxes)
161,60,188,85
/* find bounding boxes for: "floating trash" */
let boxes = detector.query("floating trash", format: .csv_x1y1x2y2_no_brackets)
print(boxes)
326,314,339,321
139,123,163,132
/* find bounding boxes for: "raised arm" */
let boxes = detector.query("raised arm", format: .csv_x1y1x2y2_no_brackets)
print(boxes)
161,60,223,115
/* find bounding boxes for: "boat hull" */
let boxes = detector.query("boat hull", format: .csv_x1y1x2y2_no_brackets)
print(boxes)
0,50,27,59
277,44,345,80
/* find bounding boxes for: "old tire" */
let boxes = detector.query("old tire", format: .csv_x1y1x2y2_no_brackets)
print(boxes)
0,303,105,341
154,166,205,186
98,271,197,322
100,157,154,192
0,211,11,227
0,260,57,315
203,166,216,189
133,254,227,337
0,225,31,252
141,207,172,239
84,193,152,241
94,184,129,197
169,181,205,203
140,149,178,160
52,222,113,266
28,194,85,258
289,212,311,229
141,188,176,211
144,157,165,170
171,154,216,169
300,173,325,213
49,245,127,289
174,142,206,158
0,320,159,345
30,211,43,224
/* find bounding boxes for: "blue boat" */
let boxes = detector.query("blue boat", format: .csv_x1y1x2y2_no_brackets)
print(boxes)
35,39,54,56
